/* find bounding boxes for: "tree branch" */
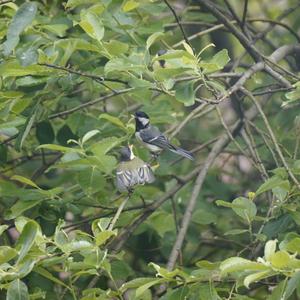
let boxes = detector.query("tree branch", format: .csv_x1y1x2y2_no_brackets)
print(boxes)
196,0,261,61
165,92,274,272
219,44,300,102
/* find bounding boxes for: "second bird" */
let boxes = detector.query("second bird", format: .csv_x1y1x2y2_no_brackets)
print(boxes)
134,111,194,160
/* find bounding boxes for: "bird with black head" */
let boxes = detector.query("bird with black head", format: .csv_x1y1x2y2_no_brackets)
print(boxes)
134,111,194,160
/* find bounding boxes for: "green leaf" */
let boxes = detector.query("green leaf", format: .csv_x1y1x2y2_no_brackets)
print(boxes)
36,121,55,145
3,2,38,56
283,82,300,106
6,279,29,300
280,234,300,253
15,76,48,87
146,32,164,49
201,49,230,73
77,168,105,194
175,81,195,107
154,67,187,81
256,176,290,196
37,144,81,153
0,246,18,264
104,57,146,75
136,279,163,298
147,212,175,237
0,60,51,77
224,229,248,236
244,270,274,288
220,257,268,274
11,175,40,189
34,267,71,290
264,240,277,261
269,251,291,269
267,280,287,300
64,240,94,252
99,114,127,130
41,24,69,37
57,124,77,146
15,104,38,151
149,262,181,279
121,277,158,292
123,0,139,12
65,0,98,9
284,271,300,299
197,283,221,300
17,46,38,66
263,215,293,239
82,129,100,145
5,200,42,220
232,197,257,221
16,220,39,263
0,144,8,165
0,225,8,236
56,38,101,53
79,11,104,42
192,209,217,225
210,49,230,68
103,40,128,56
95,230,116,246
217,197,257,221
153,50,195,62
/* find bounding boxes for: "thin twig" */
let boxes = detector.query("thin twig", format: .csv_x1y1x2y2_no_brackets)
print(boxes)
165,90,273,274
196,0,261,61
247,120,280,166
241,88,300,190
108,194,131,231
49,88,133,119
39,63,127,85
241,0,248,30
170,104,207,138
163,0,193,49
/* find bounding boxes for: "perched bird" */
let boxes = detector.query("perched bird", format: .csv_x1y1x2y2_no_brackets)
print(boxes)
116,145,155,192
157,49,167,68
152,49,168,70
134,111,194,160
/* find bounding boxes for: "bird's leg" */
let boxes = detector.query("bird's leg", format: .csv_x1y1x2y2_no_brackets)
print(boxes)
151,152,159,160
127,188,134,195
149,152,160,165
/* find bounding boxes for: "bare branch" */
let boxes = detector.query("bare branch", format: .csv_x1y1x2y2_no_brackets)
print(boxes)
163,0,193,49
241,88,300,190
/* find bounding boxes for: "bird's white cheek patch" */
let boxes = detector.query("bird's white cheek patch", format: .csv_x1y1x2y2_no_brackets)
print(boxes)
138,117,150,126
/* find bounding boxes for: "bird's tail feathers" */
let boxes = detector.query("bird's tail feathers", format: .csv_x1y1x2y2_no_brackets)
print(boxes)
170,146,194,160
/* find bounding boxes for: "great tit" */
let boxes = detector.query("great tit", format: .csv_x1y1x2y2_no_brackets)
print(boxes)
116,145,155,192
134,111,194,160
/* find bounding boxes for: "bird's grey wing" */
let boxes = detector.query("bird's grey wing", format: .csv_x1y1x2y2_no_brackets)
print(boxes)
137,164,155,184
116,169,135,192
140,126,175,150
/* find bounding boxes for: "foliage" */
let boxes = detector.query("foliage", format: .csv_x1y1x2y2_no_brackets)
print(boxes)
1,0,300,299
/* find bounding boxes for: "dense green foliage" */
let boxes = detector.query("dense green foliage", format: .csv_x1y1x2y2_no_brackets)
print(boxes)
1,0,300,299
